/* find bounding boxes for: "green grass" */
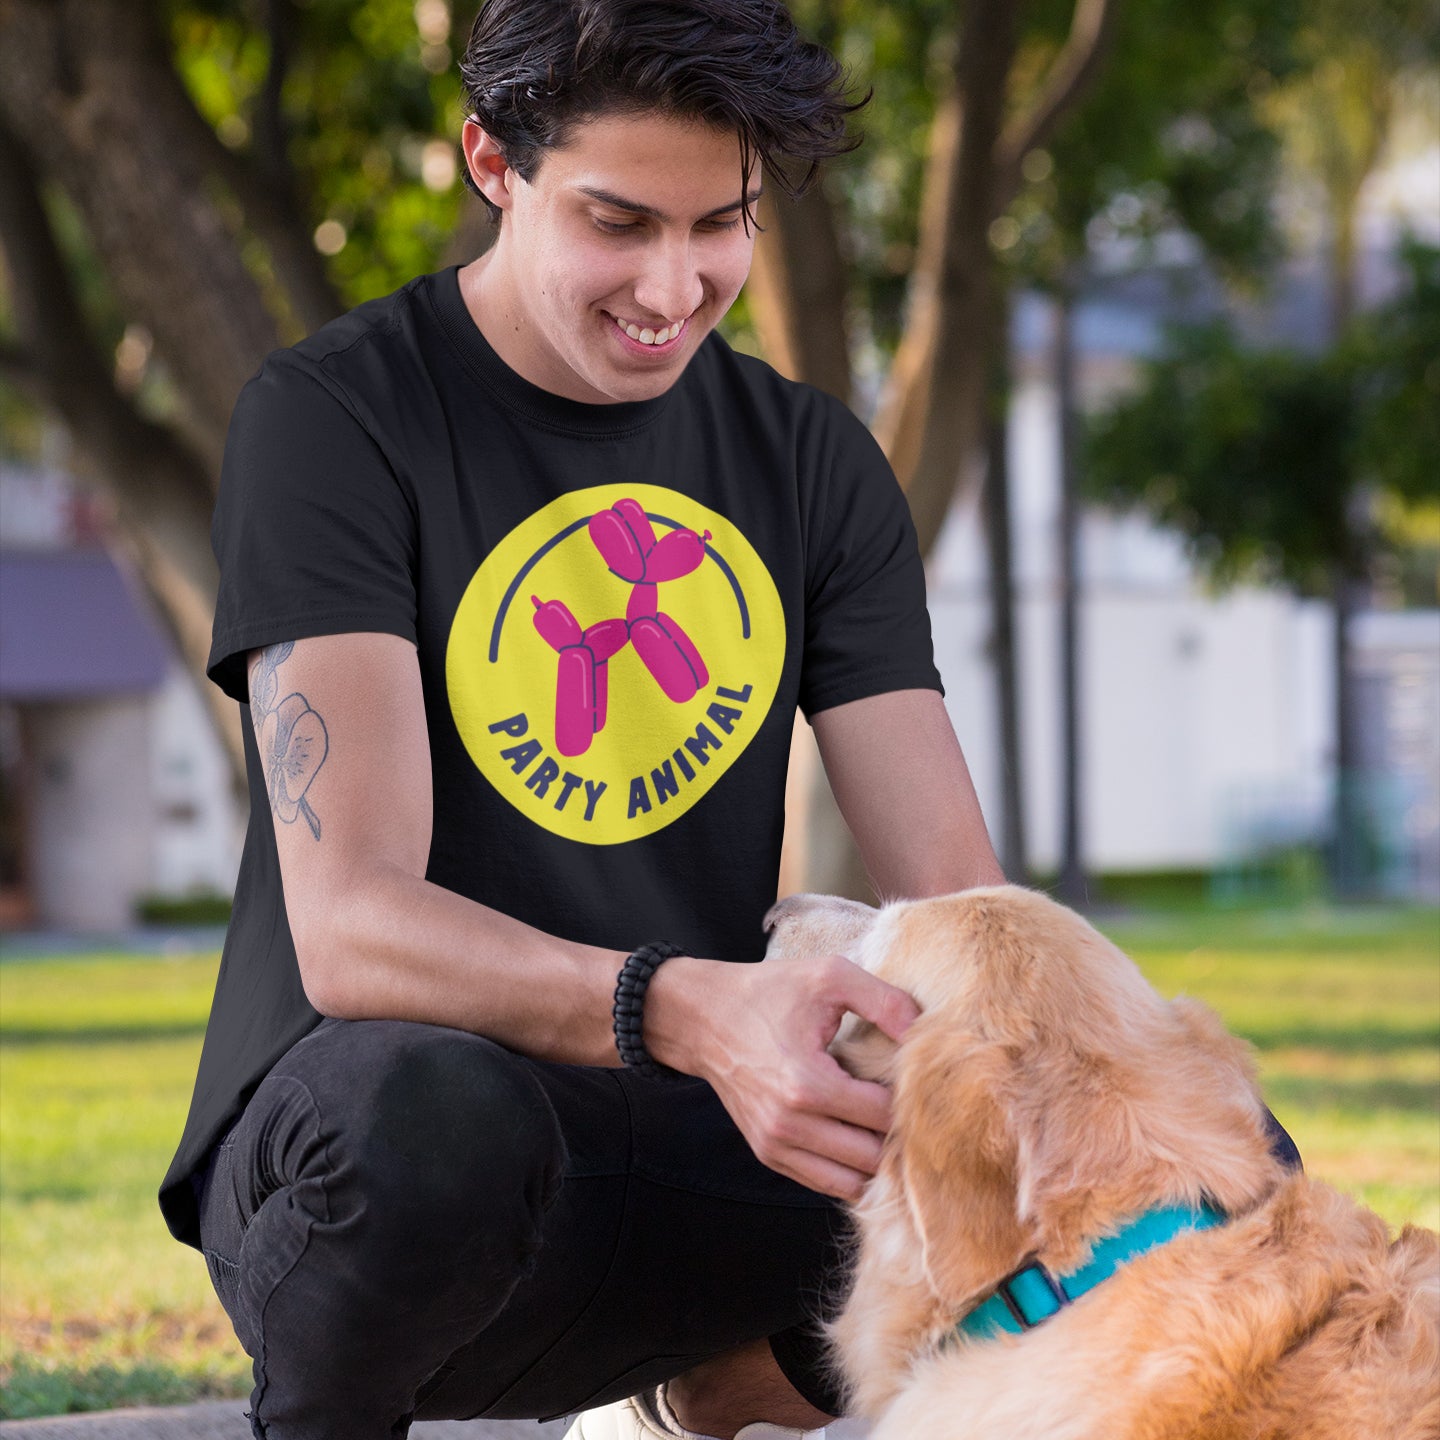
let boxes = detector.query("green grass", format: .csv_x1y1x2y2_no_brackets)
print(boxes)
0,952,251,1417
1098,904,1440,1230
1,906,1437,1417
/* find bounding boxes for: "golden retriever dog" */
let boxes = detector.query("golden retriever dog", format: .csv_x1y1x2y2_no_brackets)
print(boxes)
765,885,1439,1440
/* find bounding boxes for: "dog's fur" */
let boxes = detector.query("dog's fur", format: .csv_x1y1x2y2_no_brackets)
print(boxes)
765,885,1440,1440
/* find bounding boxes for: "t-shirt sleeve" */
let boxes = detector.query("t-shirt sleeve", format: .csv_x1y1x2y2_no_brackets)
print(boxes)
798,392,943,717
206,351,418,704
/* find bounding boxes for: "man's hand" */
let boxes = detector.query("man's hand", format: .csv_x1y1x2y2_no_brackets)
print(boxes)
645,953,919,1200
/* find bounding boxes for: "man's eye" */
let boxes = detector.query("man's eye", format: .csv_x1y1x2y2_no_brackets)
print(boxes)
593,216,743,235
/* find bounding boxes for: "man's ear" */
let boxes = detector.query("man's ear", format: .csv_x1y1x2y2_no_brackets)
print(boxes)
461,119,517,216
891,1021,1032,1309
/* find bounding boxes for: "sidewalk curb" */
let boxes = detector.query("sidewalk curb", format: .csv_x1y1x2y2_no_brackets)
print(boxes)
0,1403,570,1439
0,1403,869,1438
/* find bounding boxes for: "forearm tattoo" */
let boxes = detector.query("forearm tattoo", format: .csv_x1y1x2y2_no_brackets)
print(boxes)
250,641,329,840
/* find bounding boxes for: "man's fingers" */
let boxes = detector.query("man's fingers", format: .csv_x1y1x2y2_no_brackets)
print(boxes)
775,1142,876,1202
820,1064,893,1136
834,959,919,1043
786,1108,886,1179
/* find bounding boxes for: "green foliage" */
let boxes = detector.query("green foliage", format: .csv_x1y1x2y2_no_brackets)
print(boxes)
787,0,1309,360
1354,239,1440,503
3,1355,245,1422
1086,323,1356,592
134,892,235,926
796,0,1306,352
1103,904,1440,1229
0,182,136,465
168,0,468,309
0,384,44,466
1005,0,1305,287
1085,241,1440,595
788,0,954,353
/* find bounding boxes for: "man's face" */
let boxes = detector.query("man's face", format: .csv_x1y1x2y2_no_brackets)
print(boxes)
465,111,761,405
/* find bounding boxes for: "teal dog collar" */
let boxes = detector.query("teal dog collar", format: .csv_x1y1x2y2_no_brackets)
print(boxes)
957,1204,1226,1340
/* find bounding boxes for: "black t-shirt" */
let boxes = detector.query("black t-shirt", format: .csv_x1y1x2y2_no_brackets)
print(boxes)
160,265,941,1247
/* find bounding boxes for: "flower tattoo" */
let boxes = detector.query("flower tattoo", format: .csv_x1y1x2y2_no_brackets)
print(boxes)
251,642,328,840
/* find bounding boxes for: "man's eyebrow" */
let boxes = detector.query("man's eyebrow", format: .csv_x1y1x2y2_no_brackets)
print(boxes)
576,186,764,223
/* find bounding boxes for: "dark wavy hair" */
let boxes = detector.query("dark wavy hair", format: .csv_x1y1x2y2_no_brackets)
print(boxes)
459,0,867,223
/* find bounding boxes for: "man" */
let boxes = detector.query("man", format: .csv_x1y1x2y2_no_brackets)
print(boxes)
160,2,1004,1437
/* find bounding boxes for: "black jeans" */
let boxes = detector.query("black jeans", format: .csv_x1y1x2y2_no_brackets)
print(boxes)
195,1017,848,1440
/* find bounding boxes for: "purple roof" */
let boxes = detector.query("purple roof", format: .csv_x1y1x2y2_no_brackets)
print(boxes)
0,548,171,700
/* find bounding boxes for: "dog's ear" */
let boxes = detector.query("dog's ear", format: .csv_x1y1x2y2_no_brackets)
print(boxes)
1012,995,1282,1257
763,893,878,964
1156,997,1282,1212
890,1020,1033,1310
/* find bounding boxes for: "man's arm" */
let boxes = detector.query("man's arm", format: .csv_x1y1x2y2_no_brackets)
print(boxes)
251,631,627,1066
259,634,923,1200
809,687,1006,897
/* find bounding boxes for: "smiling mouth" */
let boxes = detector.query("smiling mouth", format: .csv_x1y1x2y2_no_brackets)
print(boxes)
609,313,687,348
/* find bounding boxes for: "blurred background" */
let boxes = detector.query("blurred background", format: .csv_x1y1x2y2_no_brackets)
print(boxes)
0,0,1436,1420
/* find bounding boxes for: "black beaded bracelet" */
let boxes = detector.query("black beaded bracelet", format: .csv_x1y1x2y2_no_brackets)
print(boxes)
613,941,687,1081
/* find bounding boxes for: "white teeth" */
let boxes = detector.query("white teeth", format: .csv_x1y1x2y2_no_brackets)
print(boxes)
616,317,682,346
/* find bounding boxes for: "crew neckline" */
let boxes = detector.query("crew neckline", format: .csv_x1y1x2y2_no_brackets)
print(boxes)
429,264,678,436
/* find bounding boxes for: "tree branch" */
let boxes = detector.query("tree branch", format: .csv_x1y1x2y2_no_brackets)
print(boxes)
992,0,1121,214
1,0,283,463
0,337,39,389
746,168,853,406
254,0,294,188
155,0,344,336
0,118,110,411
0,110,216,581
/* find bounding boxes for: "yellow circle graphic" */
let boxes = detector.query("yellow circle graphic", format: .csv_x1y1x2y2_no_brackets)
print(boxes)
446,483,786,845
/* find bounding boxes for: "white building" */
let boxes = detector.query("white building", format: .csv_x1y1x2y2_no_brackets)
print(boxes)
925,276,1439,898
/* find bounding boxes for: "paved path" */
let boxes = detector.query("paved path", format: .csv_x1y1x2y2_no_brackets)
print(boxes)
0,1405,570,1438
0,1403,871,1439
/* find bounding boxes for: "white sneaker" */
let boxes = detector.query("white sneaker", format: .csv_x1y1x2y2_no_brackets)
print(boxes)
560,1392,663,1439
732,1425,828,1439
561,1385,826,1440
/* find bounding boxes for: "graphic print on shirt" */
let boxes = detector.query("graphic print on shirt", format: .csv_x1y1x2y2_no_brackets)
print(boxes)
446,483,785,844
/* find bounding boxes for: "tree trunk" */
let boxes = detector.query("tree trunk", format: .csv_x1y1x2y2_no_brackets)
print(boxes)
1318,67,1389,897
1053,283,1088,905
871,1,1019,559
745,178,860,895
0,0,286,471
0,110,245,784
874,0,1120,558
747,0,1118,897
1329,570,1363,895
785,0,1020,903
0,0,352,789
983,284,1027,882
747,176,854,408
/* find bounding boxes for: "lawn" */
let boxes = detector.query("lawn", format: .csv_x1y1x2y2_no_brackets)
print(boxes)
0,950,248,1417
1101,905,1440,1230
1,904,1437,1418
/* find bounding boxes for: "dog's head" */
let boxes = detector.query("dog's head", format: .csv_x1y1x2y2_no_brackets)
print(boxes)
767,885,1281,1321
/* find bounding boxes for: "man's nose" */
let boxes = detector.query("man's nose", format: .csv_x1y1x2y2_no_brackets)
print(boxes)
631,237,704,322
